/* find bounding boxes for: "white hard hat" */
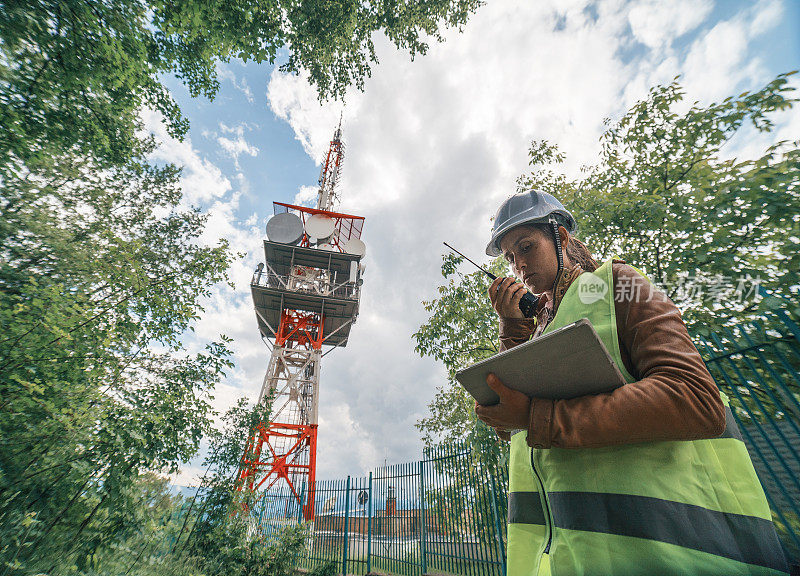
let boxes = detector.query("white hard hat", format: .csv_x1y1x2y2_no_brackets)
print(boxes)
486,191,577,257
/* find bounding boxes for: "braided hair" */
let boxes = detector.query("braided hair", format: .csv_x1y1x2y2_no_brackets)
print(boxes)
565,236,600,272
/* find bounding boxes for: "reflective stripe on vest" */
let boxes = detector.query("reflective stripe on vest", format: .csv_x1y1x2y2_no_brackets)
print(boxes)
548,491,787,572
506,259,789,576
509,404,744,527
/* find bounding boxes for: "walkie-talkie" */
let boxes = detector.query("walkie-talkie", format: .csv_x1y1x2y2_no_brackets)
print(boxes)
443,242,539,318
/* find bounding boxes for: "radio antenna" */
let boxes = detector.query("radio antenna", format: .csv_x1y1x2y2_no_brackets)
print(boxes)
443,242,498,280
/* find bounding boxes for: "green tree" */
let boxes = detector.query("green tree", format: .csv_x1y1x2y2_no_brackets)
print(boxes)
173,398,326,576
57,467,329,576
534,72,800,332
1,0,482,167
79,473,202,575
414,72,799,448
414,253,509,458
178,398,273,562
0,138,234,572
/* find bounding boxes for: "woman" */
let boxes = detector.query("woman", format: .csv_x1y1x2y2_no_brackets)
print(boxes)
474,190,788,576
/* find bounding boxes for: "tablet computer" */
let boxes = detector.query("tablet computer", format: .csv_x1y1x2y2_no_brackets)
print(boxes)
455,318,627,406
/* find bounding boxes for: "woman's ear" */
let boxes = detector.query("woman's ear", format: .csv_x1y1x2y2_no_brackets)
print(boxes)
558,225,570,249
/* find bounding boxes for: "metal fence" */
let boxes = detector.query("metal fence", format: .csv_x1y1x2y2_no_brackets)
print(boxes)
251,303,800,574
695,305,800,564
252,444,509,576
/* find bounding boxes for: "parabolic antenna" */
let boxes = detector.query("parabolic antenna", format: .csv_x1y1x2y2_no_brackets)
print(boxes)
342,238,366,257
317,243,336,251
305,214,336,242
266,212,303,245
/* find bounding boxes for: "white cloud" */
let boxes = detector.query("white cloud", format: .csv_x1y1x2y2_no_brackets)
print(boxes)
267,71,347,162
142,109,232,206
217,62,256,103
215,123,259,169
682,19,756,102
142,108,271,483
628,0,713,50
680,0,786,104
294,184,319,207
749,0,784,37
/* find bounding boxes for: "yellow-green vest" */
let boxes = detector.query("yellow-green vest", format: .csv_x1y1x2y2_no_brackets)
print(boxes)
507,259,788,576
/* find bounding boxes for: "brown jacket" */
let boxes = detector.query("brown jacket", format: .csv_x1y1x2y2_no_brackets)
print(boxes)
498,262,726,449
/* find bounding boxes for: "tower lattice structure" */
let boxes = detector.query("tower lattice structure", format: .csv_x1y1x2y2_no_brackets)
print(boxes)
236,125,364,520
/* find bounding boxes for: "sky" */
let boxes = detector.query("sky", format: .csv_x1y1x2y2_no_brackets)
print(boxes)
153,0,800,485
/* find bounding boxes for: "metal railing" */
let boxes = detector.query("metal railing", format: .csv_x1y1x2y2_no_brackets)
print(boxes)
695,304,800,564
251,266,360,300
251,444,508,576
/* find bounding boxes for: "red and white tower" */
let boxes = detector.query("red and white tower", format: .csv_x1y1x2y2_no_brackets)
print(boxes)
237,124,365,520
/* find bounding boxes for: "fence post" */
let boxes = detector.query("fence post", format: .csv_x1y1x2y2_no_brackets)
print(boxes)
342,475,351,576
419,460,427,575
298,481,307,523
488,467,506,576
367,471,373,575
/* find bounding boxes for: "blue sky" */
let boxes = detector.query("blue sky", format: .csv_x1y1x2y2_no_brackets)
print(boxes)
161,67,311,211
149,0,800,485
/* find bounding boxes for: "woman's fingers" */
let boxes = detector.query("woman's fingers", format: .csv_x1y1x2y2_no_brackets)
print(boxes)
489,277,527,318
498,281,527,316
475,401,506,427
510,282,528,309
475,407,501,428
501,278,522,308
488,276,504,307
486,373,508,400
476,373,531,430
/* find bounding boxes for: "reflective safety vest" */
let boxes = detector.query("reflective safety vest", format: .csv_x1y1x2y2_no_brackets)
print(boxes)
507,259,789,576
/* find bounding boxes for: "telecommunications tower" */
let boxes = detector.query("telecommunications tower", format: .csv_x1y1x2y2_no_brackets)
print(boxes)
236,123,366,520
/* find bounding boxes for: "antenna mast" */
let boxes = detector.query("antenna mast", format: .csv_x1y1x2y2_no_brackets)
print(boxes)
237,124,366,521
317,116,344,212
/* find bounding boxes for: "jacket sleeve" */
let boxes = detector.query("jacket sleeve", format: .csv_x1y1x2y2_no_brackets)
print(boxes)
527,263,726,449
498,317,536,352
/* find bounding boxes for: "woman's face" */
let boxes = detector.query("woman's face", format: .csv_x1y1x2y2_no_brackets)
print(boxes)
499,225,569,295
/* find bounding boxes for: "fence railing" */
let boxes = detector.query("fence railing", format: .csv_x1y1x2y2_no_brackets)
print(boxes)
251,266,360,301
251,444,508,576
695,304,800,564
250,302,800,574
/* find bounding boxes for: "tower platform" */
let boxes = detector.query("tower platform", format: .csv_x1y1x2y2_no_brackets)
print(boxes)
251,240,363,347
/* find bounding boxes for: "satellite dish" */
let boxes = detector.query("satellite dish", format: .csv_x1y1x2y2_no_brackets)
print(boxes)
305,214,336,243
342,238,366,257
317,243,336,251
266,212,303,245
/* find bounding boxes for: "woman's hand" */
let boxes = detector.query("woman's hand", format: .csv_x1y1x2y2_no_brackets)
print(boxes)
475,374,531,437
488,277,528,319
